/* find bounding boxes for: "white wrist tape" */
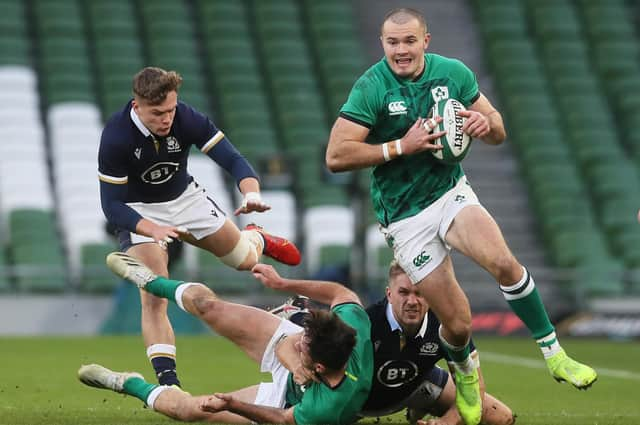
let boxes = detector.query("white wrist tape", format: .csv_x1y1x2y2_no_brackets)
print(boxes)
382,143,391,162
395,139,403,156
242,191,262,208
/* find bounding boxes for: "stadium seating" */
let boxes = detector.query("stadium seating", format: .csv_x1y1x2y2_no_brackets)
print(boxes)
303,205,354,274
86,0,144,119
194,0,280,169
9,209,67,292
1,0,638,306
472,0,637,296
138,0,211,115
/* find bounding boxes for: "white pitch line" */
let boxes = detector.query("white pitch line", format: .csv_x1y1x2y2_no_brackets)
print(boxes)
482,351,640,381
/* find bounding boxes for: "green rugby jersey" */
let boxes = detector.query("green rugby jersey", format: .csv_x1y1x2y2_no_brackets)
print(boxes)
285,303,373,425
340,53,480,226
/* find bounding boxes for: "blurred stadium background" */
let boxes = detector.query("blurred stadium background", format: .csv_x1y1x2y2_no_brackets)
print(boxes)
0,0,640,339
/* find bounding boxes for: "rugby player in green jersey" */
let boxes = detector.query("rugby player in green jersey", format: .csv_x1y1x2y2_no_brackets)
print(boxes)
326,7,596,425
78,253,372,425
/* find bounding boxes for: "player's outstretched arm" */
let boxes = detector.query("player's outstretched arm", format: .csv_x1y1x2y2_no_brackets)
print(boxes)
326,117,444,172
201,393,296,424
252,263,360,308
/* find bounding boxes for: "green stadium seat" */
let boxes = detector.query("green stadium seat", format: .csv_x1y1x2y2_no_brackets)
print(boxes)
531,5,582,40
40,56,91,76
197,251,265,294
541,40,589,65
89,1,138,23
302,186,349,208
319,245,350,269
549,230,610,268
9,213,67,294
573,260,626,297
80,243,119,293
12,243,67,293
0,36,30,65
0,251,11,291
601,210,638,242
202,20,247,38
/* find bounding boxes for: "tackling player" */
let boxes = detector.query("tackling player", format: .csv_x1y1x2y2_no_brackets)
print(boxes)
98,67,301,388
78,253,372,425
271,262,515,425
325,8,596,424
362,261,514,425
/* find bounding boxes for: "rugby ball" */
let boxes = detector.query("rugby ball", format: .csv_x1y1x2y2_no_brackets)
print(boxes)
427,99,471,164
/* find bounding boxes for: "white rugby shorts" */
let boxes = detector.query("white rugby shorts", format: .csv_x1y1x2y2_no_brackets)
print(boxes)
254,319,303,407
125,180,226,244
380,176,482,284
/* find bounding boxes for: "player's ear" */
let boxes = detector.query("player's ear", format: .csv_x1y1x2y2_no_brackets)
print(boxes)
423,33,431,50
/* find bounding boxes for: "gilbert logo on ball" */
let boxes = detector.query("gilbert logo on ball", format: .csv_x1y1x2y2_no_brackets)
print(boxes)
427,99,471,164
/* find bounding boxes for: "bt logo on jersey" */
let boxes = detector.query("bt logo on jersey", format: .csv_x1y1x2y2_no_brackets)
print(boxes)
141,162,180,184
377,360,419,387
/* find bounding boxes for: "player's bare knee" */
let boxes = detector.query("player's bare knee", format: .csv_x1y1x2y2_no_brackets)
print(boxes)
168,393,201,422
489,254,520,284
142,296,169,314
449,316,472,342
191,294,219,318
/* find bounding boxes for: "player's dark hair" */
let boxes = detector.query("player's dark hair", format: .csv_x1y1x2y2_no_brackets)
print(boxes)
381,8,428,34
133,67,183,105
303,309,356,371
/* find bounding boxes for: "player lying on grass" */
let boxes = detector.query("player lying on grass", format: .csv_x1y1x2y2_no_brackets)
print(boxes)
272,261,515,425
363,261,514,425
78,253,372,425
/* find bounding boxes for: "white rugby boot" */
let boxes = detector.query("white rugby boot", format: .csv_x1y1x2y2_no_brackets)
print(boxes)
78,364,143,393
106,252,157,288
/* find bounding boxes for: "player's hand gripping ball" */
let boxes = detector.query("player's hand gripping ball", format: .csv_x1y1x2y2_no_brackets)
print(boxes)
426,98,471,164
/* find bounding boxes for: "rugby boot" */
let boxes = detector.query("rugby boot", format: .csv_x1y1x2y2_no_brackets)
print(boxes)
546,349,597,390
269,295,310,325
78,364,143,393
245,224,301,266
106,252,157,288
453,367,482,425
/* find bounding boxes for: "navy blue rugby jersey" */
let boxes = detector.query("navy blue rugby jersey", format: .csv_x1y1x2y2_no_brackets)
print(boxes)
99,100,227,202
98,100,256,231
362,298,475,411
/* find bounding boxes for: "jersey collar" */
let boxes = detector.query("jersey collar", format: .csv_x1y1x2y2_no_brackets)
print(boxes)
130,105,152,138
385,302,429,339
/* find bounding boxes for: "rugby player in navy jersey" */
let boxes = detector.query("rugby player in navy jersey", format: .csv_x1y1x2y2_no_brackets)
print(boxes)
98,67,301,388
362,261,514,425
272,261,514,425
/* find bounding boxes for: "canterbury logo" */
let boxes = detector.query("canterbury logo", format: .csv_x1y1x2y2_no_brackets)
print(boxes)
412,251,431,268
388,101,407,115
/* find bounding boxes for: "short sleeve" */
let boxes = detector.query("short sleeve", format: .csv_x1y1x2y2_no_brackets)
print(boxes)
451,59,479,107
177,103,221,152
340,75,381,128
98,130,128,183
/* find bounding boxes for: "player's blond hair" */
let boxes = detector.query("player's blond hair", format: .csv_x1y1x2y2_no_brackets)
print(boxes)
381,7,428,35
132,67,183,105
388,259,406,283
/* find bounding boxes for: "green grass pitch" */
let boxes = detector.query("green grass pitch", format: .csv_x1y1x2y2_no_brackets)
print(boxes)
0,336,638,424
